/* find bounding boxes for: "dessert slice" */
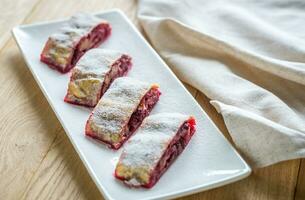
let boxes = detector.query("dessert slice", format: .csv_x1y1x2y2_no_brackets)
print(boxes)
115,113,196,188
85,77,161,149
64,49,132,107
40,13,111,73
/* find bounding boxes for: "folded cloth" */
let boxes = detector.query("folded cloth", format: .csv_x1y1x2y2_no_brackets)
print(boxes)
138,0,305,168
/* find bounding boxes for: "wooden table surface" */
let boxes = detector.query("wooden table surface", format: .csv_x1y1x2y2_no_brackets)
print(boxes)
0,0,304,199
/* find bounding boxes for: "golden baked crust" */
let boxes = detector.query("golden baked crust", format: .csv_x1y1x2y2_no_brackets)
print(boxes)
115,113,196,188
64,49,131,107
85,77,160,149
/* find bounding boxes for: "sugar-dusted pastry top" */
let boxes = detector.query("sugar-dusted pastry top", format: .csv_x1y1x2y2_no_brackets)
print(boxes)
41,12,111,73
66,49,125,103
50,13,107,49
115,113,191,185
88,77,154,141
73,48,123,78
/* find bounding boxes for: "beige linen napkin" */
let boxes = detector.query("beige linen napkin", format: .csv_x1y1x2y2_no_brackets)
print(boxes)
138,0,305,168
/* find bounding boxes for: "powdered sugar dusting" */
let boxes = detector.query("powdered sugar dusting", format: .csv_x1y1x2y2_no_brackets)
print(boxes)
89,77,152,140
74,49,123,78
116,113,189,182
70,13,102,28
65,49,124,106
50,13,106,48
125,178,141,186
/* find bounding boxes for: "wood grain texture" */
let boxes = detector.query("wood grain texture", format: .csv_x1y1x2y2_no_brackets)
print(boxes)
0,0,41,49
0,39,62,199
177,160,300,200
20,132,103,200
0,0,304,199
23,0,139,27
183,82,198,98
295,159,305,200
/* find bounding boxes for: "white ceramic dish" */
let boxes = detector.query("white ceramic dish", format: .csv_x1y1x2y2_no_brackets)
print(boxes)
12,9,251,200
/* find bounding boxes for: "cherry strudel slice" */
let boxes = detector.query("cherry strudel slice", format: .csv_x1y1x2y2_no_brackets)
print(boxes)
115,113,196,188
40,13,111,73
64,49,132,107
85,77,161,149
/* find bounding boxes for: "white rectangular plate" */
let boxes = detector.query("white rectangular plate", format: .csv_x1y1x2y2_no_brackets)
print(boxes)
13,9,251,200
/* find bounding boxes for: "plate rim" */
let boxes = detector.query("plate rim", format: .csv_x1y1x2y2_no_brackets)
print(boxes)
12,9,251,200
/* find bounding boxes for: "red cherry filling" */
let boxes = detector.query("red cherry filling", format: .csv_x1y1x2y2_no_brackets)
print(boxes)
100,54,132,98
41,23,111,73
142,119,196,188
85,87,161,149
64,54,132,107
70,23,111,70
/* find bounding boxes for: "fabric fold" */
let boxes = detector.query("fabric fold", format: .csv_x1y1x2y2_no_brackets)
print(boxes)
211,100,305,167
138,0,305,168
